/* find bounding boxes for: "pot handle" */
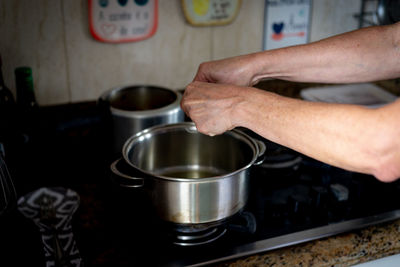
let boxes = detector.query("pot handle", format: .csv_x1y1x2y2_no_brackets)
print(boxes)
110,158,144,188
253,139,266,166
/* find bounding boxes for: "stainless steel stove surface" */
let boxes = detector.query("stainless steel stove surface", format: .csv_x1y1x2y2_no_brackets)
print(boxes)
1,102,400,267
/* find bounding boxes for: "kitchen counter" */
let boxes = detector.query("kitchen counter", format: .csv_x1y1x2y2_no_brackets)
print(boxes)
214,218,400,267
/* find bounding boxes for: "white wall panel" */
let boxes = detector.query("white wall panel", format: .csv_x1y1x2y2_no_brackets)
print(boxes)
0,0,362,105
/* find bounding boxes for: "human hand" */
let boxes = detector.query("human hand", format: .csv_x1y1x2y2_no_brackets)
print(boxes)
193,54,258,86
181,81,249,136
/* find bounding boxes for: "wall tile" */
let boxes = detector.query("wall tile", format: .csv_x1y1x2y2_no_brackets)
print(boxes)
63,0,212,103
0,0,363,105
310,0,361,42
211,0,265,60
0,0,69,105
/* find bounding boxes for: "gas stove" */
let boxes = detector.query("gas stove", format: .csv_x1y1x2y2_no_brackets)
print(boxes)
1,102,400,267
102,136,400,267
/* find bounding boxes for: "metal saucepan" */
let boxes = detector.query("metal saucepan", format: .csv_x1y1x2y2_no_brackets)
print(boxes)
377,0,400,25
99,85,184,154
111,122,265,225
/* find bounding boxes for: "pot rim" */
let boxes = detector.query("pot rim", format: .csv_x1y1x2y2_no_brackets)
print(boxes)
121,122,261,182
99,84,182,117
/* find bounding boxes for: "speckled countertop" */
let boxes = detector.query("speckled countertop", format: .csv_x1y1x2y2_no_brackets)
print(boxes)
214,219,400,267
212,80,400,267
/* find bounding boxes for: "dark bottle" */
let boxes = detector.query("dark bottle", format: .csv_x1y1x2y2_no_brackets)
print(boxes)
0,55,16,134
0,55,17,160
15,66,38,110
0,55,15,111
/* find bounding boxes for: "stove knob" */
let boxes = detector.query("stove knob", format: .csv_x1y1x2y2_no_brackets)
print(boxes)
330,183,349,202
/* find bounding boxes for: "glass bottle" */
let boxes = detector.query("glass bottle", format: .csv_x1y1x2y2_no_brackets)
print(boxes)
15,66,38,110
0,55,15,111
0,55,16,163
14,66,39,146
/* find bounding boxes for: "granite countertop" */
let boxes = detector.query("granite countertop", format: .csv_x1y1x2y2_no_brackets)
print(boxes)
214,219,400,267
213,80,400,267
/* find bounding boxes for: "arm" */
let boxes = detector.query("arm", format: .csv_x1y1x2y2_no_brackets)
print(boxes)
182,23,400,182
194,22,400,85
182,82,400,182
235,88,400,182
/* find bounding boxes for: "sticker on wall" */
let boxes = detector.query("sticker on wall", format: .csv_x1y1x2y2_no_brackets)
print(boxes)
88,0,158,43
181,0,242,26
263,0,311,50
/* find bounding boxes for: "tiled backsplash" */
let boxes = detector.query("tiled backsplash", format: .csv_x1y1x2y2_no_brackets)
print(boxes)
0,0,361,106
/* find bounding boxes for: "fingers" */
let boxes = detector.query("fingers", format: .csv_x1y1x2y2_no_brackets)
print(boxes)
181,82,202,115
193,68,206,83
192,62,208,82
193,61,219,83
181,81,237,137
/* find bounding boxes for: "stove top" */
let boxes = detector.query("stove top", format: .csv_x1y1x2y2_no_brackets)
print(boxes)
102,151,400,267
1,102,400,267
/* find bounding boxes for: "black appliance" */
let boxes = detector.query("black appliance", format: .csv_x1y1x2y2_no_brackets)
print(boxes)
1,102,400,267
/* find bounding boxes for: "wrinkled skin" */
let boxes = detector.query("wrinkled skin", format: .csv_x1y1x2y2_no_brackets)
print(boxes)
181,81,250,136
180,23,400,182
192,56,258,86
182,54,262,135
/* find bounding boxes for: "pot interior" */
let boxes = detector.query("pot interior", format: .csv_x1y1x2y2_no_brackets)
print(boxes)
124,124,256,179
108,86,177,111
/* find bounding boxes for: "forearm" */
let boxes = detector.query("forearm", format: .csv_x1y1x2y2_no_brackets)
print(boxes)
246,23,400,84
234,88,400,181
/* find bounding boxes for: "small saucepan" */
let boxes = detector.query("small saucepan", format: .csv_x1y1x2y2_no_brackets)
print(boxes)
111,122,265,225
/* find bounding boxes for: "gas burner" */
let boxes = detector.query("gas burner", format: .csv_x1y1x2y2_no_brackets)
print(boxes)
171,226,227,246
238,128,302,170
163,218,230,246
260,155,302,169
261,139,302,169
162,211,257,246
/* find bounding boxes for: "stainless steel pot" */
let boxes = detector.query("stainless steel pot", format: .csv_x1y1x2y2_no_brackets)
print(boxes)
377,0,400,25
99,85,184,154
111,122,265,225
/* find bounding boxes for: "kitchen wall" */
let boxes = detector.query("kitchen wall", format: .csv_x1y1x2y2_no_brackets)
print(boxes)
0,0,361,106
